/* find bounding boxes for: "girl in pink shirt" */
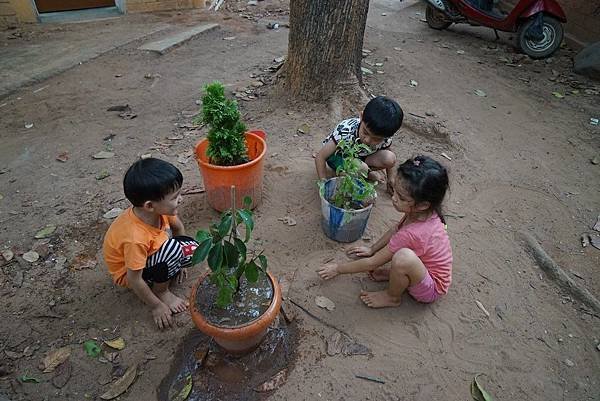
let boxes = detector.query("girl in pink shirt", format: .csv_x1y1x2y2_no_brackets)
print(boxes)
317,155,452,308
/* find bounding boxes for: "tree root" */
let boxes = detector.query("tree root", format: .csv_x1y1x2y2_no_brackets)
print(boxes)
520,231,600,315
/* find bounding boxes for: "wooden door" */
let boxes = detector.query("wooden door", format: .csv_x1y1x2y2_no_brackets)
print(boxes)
35,0,115,13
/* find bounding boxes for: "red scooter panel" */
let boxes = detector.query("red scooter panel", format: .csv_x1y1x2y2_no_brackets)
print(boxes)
455,0,566,32
521,0,567,22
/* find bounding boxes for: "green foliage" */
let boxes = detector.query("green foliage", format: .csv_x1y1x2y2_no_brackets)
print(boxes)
319,139,376,210
196,81,248,166
83,340,101,358
192,196,267,308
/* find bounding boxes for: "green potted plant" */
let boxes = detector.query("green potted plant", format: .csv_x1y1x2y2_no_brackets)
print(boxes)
189,189,281,354
318,140,377,242
193,81,267,212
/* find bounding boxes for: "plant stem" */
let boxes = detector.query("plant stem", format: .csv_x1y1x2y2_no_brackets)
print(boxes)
230,185,237,240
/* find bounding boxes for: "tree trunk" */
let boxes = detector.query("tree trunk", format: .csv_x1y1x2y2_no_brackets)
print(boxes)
286,0,370,101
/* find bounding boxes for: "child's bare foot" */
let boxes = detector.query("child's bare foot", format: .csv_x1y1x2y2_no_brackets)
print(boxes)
367,170,386,184
360,290,402,308
367,267,390,282
158,290,189,314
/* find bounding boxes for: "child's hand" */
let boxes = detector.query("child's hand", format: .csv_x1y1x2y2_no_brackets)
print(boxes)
317,262,339,280
152,303,173,329
177,268,188,284
346,246,373,258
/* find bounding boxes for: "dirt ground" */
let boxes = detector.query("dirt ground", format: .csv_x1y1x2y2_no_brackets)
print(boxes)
1,0,599,400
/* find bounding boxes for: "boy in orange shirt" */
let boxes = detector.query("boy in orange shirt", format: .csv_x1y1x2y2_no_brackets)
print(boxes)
103,158,198,329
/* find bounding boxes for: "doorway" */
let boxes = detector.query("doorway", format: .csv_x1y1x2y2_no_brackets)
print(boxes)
35,0,115,13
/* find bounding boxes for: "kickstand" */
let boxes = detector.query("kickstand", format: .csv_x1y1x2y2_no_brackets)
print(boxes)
493,29,500,41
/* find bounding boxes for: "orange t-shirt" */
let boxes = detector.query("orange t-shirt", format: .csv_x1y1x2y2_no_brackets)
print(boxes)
103,207,175,287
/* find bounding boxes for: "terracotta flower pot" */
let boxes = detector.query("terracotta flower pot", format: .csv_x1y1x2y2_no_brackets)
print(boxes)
190,270,282,355
194,131,267,212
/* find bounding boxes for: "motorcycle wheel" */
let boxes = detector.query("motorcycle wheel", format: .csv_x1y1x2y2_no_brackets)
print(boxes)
426,4,452,30
517,16,563,59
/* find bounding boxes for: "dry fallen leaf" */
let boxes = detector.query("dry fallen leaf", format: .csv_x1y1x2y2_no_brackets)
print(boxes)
315,295,336,311
471,374,494,401
475,300,490,318
593,215,600,232
39,346,71,373
56,152,69,163
100,364,137,400
254,369,288,392
5,350,22,359
168,374,193,401
278,216,297,226
104,338,125,350
103,208,123,219
581,233,591,248
34,224,56,239
52,361,72,389
326,332,345,356
1,249,14,262
93,151,115,159
22,251,40,263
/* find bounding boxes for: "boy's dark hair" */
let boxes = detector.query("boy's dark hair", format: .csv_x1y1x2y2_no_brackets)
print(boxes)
123,158,183,207
362,96,403,138
397,155,449,223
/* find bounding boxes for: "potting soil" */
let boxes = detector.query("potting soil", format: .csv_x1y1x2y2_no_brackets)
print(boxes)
195,272,273,327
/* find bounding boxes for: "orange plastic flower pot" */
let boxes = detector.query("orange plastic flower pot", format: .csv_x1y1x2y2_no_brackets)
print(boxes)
189,270,282,355
194,131,266,212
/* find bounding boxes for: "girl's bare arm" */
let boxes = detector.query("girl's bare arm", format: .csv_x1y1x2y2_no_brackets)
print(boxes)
318,246,395,279
370,225,398,253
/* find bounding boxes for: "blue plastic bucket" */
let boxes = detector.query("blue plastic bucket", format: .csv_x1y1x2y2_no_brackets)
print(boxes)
319,177,374,243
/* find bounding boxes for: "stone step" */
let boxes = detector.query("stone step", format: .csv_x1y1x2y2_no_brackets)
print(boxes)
138,23,219,55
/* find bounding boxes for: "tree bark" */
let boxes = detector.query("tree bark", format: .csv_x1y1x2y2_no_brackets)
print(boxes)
286,0,370,101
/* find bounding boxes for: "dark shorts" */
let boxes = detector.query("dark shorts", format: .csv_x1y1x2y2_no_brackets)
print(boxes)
142,235,198,284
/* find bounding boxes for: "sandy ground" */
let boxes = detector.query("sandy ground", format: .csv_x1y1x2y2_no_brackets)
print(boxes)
1,0,599,400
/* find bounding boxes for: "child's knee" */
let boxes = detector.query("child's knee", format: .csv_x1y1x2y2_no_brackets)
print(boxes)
391,248,419,269
380,150,396,168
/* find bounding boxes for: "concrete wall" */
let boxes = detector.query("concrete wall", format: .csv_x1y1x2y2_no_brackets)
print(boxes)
0,0,205,28
559,0,600,46
0,0,18,28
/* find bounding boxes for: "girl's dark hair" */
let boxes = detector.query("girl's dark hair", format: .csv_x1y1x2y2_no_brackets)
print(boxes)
397,155,449,223
123,158,183,207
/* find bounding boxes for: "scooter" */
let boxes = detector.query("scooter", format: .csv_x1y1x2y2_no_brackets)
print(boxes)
424,0,567,59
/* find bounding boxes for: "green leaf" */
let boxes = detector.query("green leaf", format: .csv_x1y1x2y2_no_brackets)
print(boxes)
207,243,223,271
18,374,40,383
245,260,259,282
257,254,268,271
83,340,101,358
234,262,246,281
234,238,246,262
216,286,233,308
237,209,253,242
471,374,494,401
223,241,239,269
243,196,252,208
34,224,56,239
169,374,192,401
227,275,238,290
192,238,212,265
217,214,233,238
195,230,211,243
